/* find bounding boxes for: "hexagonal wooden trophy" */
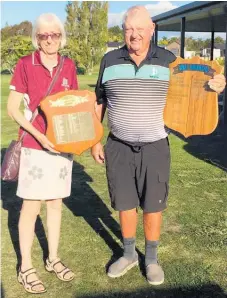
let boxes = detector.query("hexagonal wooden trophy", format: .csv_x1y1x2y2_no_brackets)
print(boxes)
164,56,223,137
40,90,103,155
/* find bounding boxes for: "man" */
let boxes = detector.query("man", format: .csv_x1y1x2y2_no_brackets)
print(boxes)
91,6,226,285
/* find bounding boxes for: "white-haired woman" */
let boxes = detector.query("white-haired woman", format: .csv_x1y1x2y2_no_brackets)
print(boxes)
7,13,78,294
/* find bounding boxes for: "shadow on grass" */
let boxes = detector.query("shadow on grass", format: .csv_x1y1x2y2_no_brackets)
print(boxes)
1,148,49,273
1,149,144,274
76,283,227,298
64,161,145,274
170,122,227,172
1,283,5,298
1,70,11,75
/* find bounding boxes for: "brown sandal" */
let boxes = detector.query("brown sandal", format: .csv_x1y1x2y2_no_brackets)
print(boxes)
18,268,47,294
45,258,74,282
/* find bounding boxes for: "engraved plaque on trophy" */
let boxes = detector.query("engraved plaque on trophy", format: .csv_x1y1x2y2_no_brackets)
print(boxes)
40,90,103,155
164,56,223,137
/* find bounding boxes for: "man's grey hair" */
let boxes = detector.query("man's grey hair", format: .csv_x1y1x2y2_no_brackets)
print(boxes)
122,6,152,28
32,13,66,49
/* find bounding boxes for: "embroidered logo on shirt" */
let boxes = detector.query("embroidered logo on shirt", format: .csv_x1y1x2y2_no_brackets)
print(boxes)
150,67,159,79
62,78,70,90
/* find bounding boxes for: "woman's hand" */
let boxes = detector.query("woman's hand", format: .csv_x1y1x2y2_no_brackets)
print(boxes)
36,133,60,154
7,91,60,154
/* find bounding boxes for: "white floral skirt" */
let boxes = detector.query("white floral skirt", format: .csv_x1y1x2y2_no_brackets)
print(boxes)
17,147,73,200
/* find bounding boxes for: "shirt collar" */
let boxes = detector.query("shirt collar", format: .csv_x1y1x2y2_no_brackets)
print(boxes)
120,42,159,60
32,50,60,66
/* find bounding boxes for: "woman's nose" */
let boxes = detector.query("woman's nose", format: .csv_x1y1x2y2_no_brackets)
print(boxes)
47,36,52,43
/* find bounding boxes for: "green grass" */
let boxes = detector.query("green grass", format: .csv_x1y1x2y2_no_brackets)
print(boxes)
1,74,227,298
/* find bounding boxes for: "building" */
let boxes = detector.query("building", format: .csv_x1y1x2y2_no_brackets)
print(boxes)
166,41,180,56
166,41,196,58
201,43,226,59
106,42,124,53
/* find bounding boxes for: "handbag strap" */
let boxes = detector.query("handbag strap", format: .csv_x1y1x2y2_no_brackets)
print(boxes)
45,56,65,97
19,56,65,142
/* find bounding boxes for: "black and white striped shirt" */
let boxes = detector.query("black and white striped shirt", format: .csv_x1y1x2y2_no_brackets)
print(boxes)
96,43,176,143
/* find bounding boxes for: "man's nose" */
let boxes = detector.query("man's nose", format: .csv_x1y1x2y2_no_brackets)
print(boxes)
131,29,139,38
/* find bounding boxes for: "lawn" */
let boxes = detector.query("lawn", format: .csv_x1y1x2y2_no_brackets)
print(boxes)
1,74,227,298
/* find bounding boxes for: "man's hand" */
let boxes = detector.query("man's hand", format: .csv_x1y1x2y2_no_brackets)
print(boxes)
208,74,226,94
91,142,105,164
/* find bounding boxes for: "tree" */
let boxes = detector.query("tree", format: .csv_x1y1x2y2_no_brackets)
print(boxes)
202,36,225,50
185,37,204,52
158,37,169,46
87,2,108,71
1,36,33,73
65,1,108,74
108,26,123,42
1,21,32,41
65,1,79,38
204,38,211,49
168,37,180,44
214,36,224,44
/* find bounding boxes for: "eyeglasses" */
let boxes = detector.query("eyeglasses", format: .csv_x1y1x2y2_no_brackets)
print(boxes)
37,33,62,41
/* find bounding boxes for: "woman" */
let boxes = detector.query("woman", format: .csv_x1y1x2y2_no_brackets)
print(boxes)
7,13,78,294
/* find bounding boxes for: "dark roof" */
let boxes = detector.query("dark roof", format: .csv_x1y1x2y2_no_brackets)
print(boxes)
152,1,227,32
203,43,226,50
107,42,124,48
214,43,226,50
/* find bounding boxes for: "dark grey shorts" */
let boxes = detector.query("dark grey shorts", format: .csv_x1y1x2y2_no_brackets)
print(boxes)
104,135,170,213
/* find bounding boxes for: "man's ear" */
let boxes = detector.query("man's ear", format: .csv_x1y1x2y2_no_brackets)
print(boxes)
150,22,155,39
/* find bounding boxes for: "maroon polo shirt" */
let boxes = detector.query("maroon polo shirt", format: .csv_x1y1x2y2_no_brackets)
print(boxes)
10,50,78,150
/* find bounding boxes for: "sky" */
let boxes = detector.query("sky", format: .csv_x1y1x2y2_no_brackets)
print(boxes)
1,1,225,40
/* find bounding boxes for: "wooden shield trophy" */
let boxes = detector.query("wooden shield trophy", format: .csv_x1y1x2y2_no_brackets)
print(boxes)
40,90,103,155
164,56,223,137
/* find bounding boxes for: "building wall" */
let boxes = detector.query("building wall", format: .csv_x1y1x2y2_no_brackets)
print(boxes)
184,51,196,58
202,48,221,59
166,42,180,56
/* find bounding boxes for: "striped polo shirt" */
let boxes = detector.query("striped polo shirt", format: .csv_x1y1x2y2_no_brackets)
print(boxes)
96,43,176,143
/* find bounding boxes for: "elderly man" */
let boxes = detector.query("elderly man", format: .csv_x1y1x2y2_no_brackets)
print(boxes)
91,6,226,285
